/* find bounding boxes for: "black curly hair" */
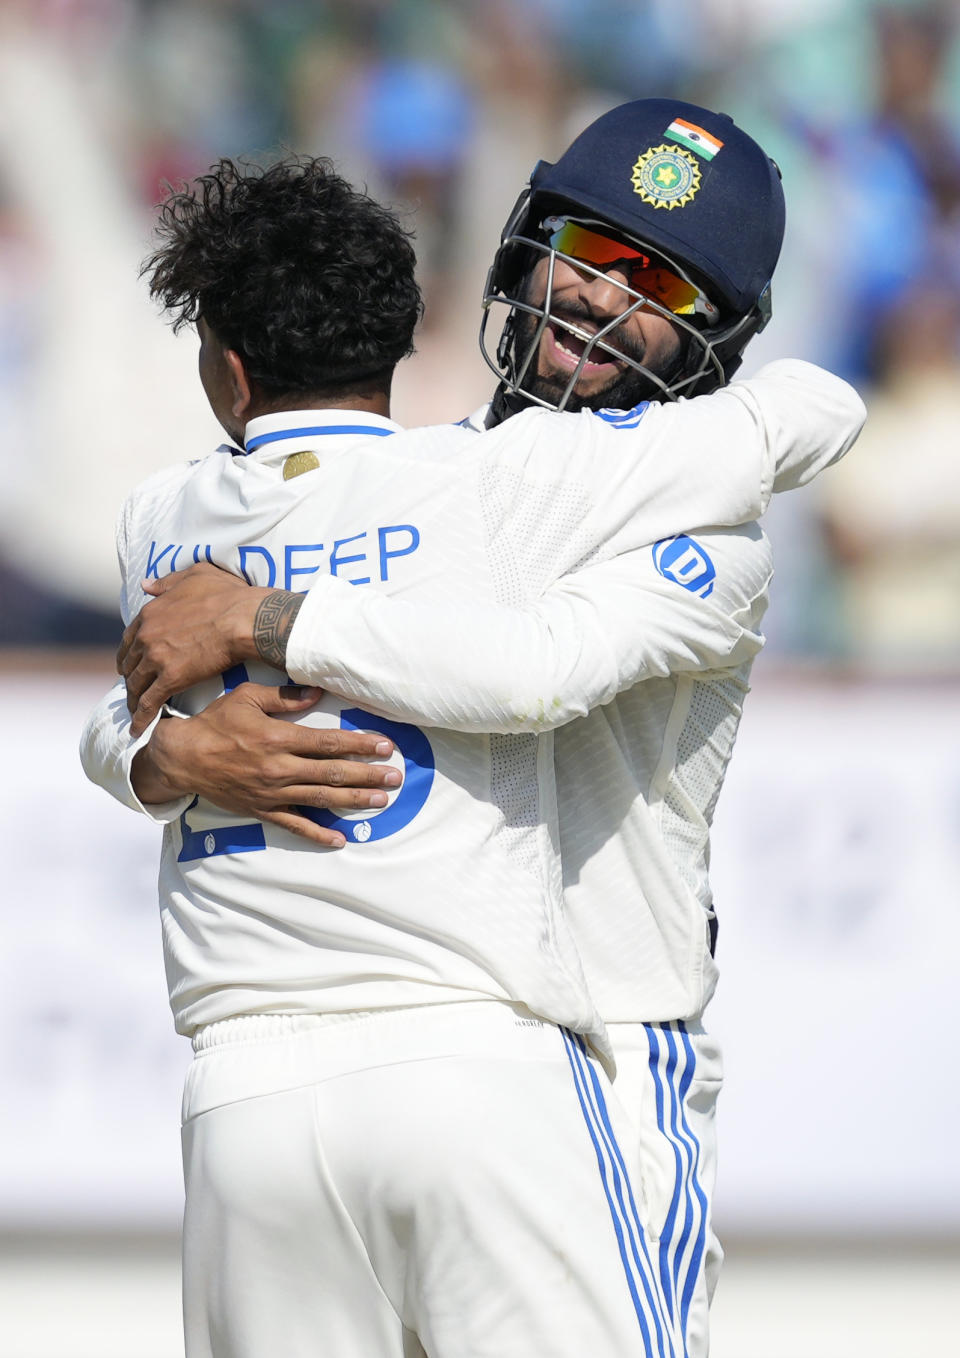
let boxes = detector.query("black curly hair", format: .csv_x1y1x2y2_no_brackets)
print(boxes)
143,156,423,400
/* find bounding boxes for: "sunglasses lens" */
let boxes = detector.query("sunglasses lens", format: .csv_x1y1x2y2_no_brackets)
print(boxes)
545,219,709,319
547,220,646,267
640,269,700,315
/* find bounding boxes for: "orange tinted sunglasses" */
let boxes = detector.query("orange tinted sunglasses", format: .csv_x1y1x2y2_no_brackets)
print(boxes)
543,216,719,325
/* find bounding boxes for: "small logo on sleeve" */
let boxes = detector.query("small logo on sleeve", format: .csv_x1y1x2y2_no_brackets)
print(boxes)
653,534,716,597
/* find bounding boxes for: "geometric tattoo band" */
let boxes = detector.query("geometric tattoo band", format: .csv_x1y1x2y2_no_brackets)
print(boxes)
252,591,305,670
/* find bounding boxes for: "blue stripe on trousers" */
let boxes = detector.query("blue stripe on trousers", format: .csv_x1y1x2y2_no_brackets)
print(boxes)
561,1029,676,1358
645,1022,708,1355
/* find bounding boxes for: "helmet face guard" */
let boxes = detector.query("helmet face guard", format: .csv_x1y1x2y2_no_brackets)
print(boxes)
478,98,783,414
479,220,761,411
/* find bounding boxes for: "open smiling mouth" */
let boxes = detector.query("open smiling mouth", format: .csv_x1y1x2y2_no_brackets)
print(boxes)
543,317,631,377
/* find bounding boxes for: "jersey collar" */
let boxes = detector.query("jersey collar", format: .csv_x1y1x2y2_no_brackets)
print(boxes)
242,408,403,456
458,404,489,433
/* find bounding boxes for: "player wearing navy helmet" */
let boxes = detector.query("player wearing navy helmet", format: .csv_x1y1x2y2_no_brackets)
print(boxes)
81,111,863,1358
481,98,785,416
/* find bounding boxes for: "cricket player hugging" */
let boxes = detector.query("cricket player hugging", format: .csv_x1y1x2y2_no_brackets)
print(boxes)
82,102,864,1358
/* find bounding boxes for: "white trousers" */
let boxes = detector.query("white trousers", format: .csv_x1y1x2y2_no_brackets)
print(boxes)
608,1020,723,1358
180,1002,685,1358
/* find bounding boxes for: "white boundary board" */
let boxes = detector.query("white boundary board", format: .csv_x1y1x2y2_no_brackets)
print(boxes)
1,666,957,1233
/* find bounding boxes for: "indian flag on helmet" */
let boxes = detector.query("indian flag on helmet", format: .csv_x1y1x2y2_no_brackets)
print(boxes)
664,118,724,161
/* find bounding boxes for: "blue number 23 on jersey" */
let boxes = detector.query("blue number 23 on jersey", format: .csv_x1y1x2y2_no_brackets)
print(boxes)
177,668,435,862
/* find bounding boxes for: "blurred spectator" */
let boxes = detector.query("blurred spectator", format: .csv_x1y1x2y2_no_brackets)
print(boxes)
0,180,39,532
292,1,476,327
0,0,959,661
0,177,123,643
825,2,960,385
820,282,960,671
537,0,709,99
327,54,474,324
0,3,219,643
706,1,960,666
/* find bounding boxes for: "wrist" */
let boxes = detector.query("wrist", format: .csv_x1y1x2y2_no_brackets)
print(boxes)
131,717,193,804
222,587,272,664
252,590,305,670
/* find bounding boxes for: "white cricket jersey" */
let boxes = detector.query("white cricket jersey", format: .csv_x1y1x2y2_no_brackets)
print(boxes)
81,360,865,1037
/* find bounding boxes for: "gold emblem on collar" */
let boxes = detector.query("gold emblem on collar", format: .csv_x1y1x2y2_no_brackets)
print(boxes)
282,450,320,480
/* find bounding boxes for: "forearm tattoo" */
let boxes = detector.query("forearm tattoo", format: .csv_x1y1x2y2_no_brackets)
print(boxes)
253,591,305,670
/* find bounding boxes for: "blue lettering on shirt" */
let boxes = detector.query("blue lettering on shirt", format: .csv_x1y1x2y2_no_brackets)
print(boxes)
145,541,178,578
378,525,420,581
238,545,277,587
300,709,435,843
330,533,371,585
147,522,422,590
285,544,325,591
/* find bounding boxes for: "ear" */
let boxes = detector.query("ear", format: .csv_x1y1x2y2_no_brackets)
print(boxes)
224,349,253,419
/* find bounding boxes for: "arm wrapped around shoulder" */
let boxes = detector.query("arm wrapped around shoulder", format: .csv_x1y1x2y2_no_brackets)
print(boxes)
731,358,867,494
285,525,772,734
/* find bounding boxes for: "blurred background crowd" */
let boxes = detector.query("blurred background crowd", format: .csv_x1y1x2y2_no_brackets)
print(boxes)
0,0,958,670
2,10,958,1353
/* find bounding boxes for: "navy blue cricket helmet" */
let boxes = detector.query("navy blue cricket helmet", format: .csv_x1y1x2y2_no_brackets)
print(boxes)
480,98,786,411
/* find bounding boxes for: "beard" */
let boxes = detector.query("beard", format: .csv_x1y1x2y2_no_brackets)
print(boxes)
508,290,693,412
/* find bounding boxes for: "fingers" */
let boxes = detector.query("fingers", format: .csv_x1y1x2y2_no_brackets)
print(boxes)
304,726,397,761
248,684,327,715
129,679,165,737
277,774,398,812
141,569,187,597
141,562,231,597
237,762,400,810
121,563,240,668
258,809,347,848
289,758,401,791
244,685,397,762
141,569,182,597
116,614,141,675
258,798,396,848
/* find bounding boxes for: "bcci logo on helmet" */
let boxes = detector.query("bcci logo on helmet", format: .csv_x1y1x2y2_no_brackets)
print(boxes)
631,144,701,210
653,534,716,597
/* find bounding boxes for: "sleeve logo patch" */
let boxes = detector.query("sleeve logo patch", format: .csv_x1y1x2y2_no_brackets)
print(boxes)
593,401,650,428
653,534,716,597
